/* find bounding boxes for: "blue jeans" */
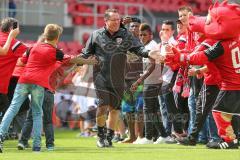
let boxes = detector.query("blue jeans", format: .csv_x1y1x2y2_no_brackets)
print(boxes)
0,84,44,148
19,89,54,147
207,112,219,141
198,113,220,142
188,88,196,134
159,95,172,136
198,121,208,143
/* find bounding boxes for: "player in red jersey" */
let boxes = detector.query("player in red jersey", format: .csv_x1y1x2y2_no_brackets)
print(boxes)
165,1,240,149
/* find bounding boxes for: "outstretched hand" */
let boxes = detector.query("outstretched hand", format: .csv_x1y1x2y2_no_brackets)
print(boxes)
71,55,99,65
165,46,181,65
84,56,99,65
149,50,166,64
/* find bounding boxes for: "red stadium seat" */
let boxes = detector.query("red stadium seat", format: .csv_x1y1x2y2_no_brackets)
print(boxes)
67,3,77,14
58,41,69,53
84,16,94,25
73,16,84,25
128,6,138,15
98,5,109,14
66,41,84,55
76,4,90,12
114,5,125,14
97,17,105,28
82,32,90,45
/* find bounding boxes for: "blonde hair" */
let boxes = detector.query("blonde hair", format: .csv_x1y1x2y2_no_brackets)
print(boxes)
43,24,63,41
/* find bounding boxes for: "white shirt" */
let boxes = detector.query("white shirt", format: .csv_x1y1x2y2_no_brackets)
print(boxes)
142,40,162,84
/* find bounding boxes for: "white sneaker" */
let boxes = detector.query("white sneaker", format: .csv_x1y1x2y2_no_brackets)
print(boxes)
136,138,153,144
132,137,142,144
154,136,174,144
165,136,177,144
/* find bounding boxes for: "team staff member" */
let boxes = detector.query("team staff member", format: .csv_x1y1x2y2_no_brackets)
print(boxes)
81,9,157,148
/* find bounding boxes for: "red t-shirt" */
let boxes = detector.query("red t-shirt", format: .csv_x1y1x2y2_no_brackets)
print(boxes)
18,42,64,90
12,65,25,77
189,37,240,90
0,32,27,94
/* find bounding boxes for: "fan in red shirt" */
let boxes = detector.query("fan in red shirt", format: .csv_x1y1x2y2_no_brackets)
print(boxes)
165,0,240,149
0,18,27,119
0,23,98,153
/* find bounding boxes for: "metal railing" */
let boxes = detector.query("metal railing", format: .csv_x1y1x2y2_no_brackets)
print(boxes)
0,0,157,31
0,0,68,26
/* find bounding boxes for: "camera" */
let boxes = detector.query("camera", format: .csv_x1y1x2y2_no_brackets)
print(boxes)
12,22,18,29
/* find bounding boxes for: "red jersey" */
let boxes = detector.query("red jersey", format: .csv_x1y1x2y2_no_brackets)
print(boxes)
0,32,27,94
18,42,64,90
197,39,222,86
188,37,240,90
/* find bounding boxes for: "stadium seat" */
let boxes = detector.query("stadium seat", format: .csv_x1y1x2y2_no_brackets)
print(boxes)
58,41,69,53
98,5,109,14
73,16,84,25
67,3,77,14
82,32,90,45
114,5,125,14
128,6,138,15
97,17,105,28
84,16,94,26
66,41,84,55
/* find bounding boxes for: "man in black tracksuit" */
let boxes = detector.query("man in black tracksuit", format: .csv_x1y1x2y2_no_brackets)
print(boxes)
81,9,153,148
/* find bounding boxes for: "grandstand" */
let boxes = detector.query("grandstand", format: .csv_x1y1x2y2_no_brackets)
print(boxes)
0,0,213,55
1,0,239,55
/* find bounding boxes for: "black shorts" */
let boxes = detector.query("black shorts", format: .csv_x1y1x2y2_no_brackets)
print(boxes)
213,90,240,115
95,85,124,110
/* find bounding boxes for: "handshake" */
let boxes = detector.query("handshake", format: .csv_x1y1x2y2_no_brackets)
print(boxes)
148,44,190,67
